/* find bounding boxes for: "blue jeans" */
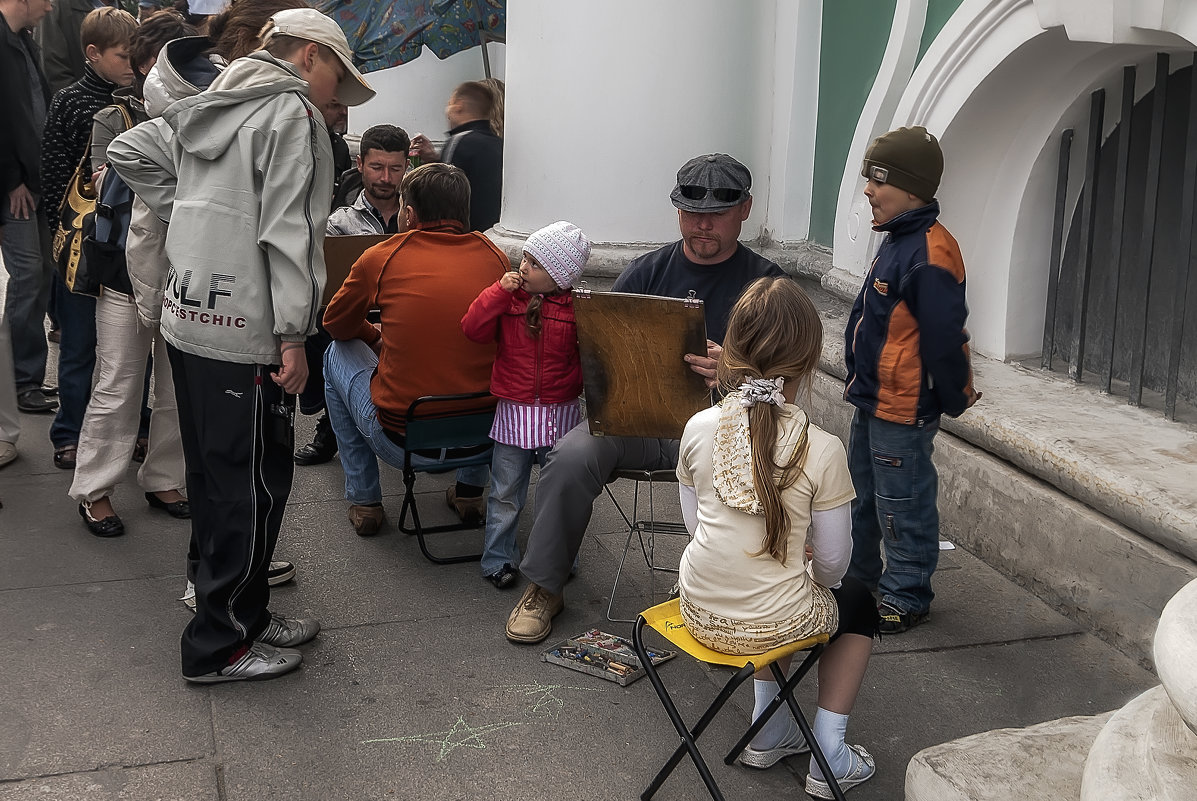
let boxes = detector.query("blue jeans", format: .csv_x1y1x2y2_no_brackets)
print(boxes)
845,408,940,616
0,208,52,392
322,339,487,505
49,276,96,449
483,442,548,576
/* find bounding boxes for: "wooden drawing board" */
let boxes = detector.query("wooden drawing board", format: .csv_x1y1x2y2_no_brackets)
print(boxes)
573,290,710,440
322,234,391,305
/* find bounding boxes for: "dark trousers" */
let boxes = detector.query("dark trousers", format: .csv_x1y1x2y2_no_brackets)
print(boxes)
48,276,96,448
299,322,332,416
518,423,679,596
168,344,295,676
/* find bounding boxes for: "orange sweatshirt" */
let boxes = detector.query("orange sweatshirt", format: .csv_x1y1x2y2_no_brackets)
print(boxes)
323,221,508,433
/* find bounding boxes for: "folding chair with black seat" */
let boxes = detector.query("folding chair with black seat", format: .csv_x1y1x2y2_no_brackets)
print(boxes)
631,598,846,801
395,392,495,565
604,469,690,623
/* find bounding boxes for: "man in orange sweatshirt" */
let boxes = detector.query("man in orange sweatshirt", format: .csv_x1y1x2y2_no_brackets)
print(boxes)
322,162,508,535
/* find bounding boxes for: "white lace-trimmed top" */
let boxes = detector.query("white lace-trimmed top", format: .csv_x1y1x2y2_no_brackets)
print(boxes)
676,402,855,624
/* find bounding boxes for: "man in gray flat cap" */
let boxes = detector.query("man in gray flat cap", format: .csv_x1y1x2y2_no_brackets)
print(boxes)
505,153,787,645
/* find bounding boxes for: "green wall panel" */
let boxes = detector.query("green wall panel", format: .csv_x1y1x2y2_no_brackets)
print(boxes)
810,0,897,246
918,0,964,64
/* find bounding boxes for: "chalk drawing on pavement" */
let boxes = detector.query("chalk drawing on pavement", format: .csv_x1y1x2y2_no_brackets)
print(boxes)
504,680,604,719
362,715,522,762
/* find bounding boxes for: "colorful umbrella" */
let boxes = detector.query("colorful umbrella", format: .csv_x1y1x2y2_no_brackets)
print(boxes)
314,0,505,74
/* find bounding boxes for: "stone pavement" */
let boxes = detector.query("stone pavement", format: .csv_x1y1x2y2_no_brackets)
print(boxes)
0,406,1160,801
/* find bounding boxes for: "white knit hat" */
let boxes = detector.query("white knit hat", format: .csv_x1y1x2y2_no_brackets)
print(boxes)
523,221,591,290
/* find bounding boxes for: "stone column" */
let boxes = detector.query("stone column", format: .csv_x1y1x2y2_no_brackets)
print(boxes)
490,0,786,267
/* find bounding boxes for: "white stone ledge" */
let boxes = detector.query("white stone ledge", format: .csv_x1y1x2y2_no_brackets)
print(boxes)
485,229,834,283
906,713,1112,801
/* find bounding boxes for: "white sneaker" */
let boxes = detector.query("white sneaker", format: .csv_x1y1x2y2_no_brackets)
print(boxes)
180,580,196,612
0,441,16,469
183,642,302,684
739,721,810,768
256,613,320,648
805,744,875,798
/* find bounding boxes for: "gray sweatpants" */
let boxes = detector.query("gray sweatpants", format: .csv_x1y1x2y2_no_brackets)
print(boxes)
518,422,680,595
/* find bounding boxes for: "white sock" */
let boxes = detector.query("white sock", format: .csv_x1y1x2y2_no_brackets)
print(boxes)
808,707,851,781
748,679,798,750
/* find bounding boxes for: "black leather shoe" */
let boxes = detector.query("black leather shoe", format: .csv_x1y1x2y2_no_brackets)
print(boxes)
294,413,337,465
54,445,77,470
79,502,125,537
145,492,190,519
17,388,58,413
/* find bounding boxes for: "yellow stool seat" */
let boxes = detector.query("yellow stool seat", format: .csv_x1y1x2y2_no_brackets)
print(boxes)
639,598,829,669
632,598,847,801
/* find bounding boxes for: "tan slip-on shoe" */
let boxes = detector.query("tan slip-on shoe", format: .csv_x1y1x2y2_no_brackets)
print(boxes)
348,504,385,536
0,441,16,469
505,582,564,644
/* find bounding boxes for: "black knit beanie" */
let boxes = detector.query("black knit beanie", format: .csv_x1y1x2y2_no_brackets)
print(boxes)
861,126,943,201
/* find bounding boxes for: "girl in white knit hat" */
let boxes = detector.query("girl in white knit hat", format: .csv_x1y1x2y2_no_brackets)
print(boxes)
461,221,591,588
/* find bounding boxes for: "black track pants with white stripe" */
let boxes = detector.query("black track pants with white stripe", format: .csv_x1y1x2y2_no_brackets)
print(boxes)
168,344,295,677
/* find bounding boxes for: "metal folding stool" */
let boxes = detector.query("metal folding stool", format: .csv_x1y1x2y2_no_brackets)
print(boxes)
395,392,495,565
632,598,846,801
604,468,690,623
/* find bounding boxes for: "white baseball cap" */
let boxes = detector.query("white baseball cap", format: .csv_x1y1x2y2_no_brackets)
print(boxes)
263,8,376,106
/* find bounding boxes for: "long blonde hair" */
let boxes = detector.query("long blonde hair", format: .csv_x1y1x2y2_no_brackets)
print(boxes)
717,277,823,564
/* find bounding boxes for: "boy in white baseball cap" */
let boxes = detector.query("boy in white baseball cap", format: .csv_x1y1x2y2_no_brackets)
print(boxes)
109,9,374,684
259,8,374,107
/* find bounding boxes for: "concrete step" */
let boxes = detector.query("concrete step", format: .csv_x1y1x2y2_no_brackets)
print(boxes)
1080,686,1197,801
905,713,1112,801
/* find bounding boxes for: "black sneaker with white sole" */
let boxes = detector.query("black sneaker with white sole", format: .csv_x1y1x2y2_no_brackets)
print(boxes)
267,560,296,586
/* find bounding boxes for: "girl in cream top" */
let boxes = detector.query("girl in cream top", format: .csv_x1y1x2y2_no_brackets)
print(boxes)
674,277,878,799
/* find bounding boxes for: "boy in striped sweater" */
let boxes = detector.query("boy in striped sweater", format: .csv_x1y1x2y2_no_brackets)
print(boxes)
39,5,136,472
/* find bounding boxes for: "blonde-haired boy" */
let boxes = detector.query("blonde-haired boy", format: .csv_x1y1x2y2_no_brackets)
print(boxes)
39,4,137,472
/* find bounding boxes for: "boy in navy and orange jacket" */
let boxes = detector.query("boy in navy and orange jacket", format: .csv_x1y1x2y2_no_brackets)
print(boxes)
843,126,980,634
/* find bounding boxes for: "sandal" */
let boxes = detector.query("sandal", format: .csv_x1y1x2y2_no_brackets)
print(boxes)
54,445,77,470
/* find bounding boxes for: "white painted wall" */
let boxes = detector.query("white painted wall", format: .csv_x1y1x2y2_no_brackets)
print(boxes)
348,42,506,142
500,0,777,243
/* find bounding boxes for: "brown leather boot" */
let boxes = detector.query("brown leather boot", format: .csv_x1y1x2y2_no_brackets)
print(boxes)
348,504,385,536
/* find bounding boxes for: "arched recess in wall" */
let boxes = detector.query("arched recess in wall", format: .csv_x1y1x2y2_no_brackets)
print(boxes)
871,0,1196,359
1049,60,1197,414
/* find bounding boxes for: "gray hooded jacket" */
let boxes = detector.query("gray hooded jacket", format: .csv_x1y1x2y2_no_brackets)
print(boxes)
110,48,332,364
121,36,222,328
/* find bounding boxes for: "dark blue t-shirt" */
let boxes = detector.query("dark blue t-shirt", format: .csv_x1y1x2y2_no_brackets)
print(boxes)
611,240,786,345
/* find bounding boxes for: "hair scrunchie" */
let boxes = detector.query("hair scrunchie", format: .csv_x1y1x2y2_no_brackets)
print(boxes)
738,377,786,408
